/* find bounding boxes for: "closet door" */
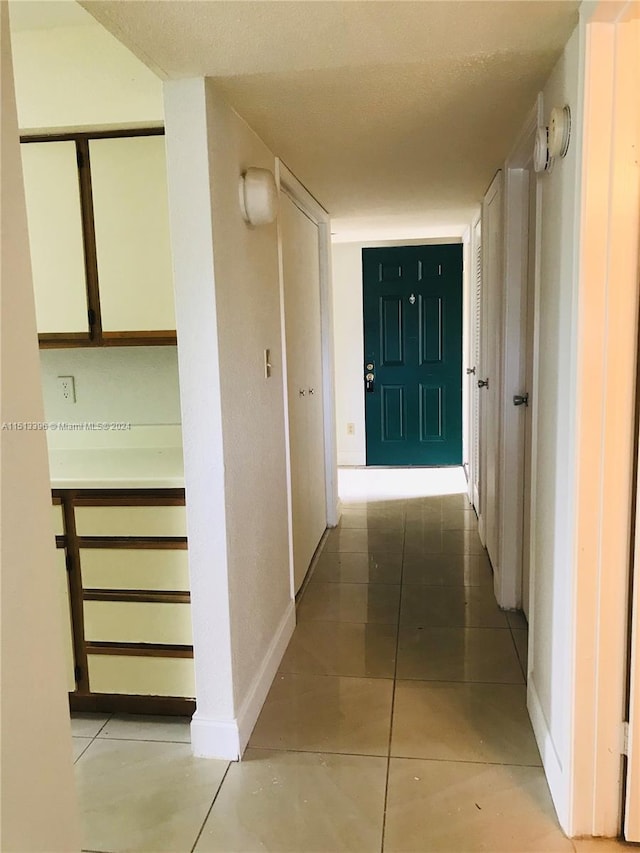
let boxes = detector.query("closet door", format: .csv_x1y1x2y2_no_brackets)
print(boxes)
280,193,326,592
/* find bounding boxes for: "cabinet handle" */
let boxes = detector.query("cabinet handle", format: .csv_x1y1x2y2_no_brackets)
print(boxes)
477,378,489,389
299,389,306,397
308,388,314,395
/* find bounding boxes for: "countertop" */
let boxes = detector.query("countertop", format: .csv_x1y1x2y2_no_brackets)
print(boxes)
49,446,185,490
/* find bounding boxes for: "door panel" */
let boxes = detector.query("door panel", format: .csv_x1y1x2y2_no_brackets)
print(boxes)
627,453,640,840
471,219,482,510
521,170,536,619
478,172,503,564
420,384,444,440
381,297,404,364
363,244,462,466
280,193,326,593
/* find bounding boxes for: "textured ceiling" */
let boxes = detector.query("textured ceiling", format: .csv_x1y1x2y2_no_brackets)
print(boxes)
79,1,579,235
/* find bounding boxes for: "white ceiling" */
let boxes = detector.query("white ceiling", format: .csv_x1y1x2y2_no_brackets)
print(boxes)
24,0,580,237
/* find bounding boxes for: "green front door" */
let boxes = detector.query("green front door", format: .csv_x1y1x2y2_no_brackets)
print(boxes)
363,244,462,466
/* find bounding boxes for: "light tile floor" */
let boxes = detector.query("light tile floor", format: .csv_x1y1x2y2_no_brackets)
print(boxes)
73,468,633,852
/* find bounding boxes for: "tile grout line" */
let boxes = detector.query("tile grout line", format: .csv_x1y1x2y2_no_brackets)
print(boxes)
247,744,542,769
72,713,113,763
189,762,232,853
379,505,407,853
509,619,528,682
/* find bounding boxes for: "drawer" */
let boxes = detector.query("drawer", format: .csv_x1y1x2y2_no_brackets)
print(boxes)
55,548,76,692
83,600,192,646
87,654,195,698
75,504,186,538
52,503,65,536
80,548,190,591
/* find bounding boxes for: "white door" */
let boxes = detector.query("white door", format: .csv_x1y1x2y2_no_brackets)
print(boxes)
478,171,503,565
280,193,327,592
520,169,537,619
470,218,482,512
627,409,640,840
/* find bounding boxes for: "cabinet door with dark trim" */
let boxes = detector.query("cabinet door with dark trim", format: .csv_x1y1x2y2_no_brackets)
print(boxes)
21,141,90,336
89,135,176,335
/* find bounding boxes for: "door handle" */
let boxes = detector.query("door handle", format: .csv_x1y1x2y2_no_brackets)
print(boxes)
513,393,529,407
477,378,489,389
365,372,375,393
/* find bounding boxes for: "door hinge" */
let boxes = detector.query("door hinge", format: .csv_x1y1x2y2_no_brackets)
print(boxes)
622,721,629,756
65,553,72,572
74,665,82,684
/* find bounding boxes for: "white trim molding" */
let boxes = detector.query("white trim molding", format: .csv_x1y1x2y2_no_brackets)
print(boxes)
237,600,296,754
190,601,296,760
568,0,640,837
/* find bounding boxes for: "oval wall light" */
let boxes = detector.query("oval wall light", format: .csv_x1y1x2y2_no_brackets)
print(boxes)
239,167,278,226
548,105,571,159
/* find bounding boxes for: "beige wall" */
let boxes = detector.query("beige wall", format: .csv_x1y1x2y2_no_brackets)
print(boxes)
163,79,293,757
11,20,163,131
0,8,81,849
40,347,181,433
205,83,292,709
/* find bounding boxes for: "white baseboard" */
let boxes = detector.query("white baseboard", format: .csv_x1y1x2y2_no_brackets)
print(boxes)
191,713,241,760
236,599,296,755
528,676,568,832
190,600,296,761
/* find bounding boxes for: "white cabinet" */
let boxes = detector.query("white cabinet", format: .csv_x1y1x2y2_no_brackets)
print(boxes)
281,193,327,592
89,135,176,333
20,132,176,345
55,489,194,712
21,141,89,335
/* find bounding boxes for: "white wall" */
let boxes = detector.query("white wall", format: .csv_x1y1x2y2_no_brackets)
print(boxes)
331,236,464,467
163,79,293,759
527,24,582,828
10,20,163,131
40,347,181,437
0,8,81,849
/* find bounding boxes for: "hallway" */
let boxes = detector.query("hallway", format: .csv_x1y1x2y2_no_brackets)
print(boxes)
69,468,624,853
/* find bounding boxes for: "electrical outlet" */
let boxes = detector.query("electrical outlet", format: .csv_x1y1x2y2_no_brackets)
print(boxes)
57,375,76,403
347,422,355,435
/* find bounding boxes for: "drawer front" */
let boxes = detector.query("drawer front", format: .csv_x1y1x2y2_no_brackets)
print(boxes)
83,600,192,646
80,548,190,591
75,505,186,538
56,548,76,692
52,504,65,536
87,654,195,698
